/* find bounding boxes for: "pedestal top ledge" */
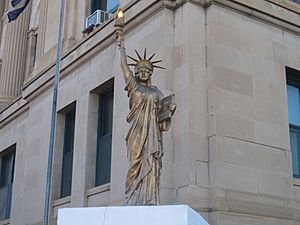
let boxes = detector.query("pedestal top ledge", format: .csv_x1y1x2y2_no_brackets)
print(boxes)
58,205,210,225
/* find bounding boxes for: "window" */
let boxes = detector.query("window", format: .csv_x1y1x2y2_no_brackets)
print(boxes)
0,145,15,221
91,0,119,14
60,109,76,198
287,67,300,178
95,89,114,186
291,0,300,4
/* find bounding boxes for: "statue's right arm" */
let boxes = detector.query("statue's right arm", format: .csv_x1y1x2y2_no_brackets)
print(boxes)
119,46,132,83
117,31,132,83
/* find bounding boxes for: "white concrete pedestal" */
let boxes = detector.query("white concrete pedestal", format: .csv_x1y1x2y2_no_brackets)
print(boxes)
58,205,209,225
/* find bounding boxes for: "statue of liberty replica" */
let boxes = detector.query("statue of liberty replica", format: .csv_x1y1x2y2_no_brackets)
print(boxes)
115,9,176,206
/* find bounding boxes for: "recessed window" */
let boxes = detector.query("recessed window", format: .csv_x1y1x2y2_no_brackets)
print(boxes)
286,67,300,178
95,89,114,186
60,109,76,198
91,0,119,14
0,145,15,221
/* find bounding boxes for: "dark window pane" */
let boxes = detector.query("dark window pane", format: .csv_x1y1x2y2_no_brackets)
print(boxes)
64,110,76,154
91,0,107,13
0,186,9,220
96,89,114,186
0,156,10,187
60,151,73,198
101,92,113,136
91,0,119,13
0,150,15,221
290,126,300,177
96,134,112,186
287,85,300,126
60,109,76,198
287,67,300,179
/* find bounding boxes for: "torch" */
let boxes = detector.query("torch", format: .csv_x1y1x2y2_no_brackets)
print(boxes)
114,8,125,47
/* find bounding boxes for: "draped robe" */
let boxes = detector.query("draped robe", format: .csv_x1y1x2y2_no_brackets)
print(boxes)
124,74,168,205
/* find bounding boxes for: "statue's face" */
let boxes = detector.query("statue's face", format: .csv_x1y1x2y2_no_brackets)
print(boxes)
137,67,152,82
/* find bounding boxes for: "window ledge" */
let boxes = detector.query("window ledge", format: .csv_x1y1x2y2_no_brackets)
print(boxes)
0,219,10,225
52,196,71,207
86,183,110,197
294,178,300,187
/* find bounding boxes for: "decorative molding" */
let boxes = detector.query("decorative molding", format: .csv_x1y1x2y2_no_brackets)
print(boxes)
0,97,29,129
86,183,111,197
52,196,71,208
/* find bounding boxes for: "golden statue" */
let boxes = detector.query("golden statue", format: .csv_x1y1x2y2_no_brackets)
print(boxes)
115,9,176,206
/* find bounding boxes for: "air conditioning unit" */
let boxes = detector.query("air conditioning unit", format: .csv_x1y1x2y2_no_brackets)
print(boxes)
85,10,110,29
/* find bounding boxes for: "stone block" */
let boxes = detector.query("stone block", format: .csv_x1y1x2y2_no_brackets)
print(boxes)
174,133,208,163
252,77,287,106
263,217,297,225
226,190,293,219
254,120,289,150
210,161,258,193
209,211,263,225
210,65,253,97
257,169,293,199
273,42,289,65
213,23,252,54
173,159,196,187
176,186,210,211
161,161,173,189
173,110,190,137
86,190,111,207
223,137,287,172
208,135,225,161
209,112,255,141
196,161,209,187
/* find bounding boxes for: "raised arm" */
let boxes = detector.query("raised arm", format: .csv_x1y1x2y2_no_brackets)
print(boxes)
117,35,132,83
115,11,132,84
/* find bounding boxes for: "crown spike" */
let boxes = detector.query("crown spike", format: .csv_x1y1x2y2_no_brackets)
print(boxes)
135,49,142,60
148,53,156,61
152,60,162,64
144,48,147,59
127,55,138,62
153,65,166,70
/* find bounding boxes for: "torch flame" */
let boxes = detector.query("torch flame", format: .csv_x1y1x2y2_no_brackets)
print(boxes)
117,8,124,19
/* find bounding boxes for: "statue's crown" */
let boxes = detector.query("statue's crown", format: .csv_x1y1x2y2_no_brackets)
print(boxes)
127,49,165,74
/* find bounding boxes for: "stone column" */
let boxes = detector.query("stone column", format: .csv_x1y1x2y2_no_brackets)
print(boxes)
24,28,38,81
0,2,31,110
0,1,5,45
36,0,48,58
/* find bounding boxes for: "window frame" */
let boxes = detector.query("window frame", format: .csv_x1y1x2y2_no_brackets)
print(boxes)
60,108,76,198
287,67,300,179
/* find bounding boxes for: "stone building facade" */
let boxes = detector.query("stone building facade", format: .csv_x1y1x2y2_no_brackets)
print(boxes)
0,0,300,225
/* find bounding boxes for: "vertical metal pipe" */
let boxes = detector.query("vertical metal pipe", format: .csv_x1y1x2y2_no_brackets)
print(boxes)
43,0,65,224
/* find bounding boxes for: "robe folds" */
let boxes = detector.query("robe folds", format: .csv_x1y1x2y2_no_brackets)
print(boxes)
124,75,167,205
